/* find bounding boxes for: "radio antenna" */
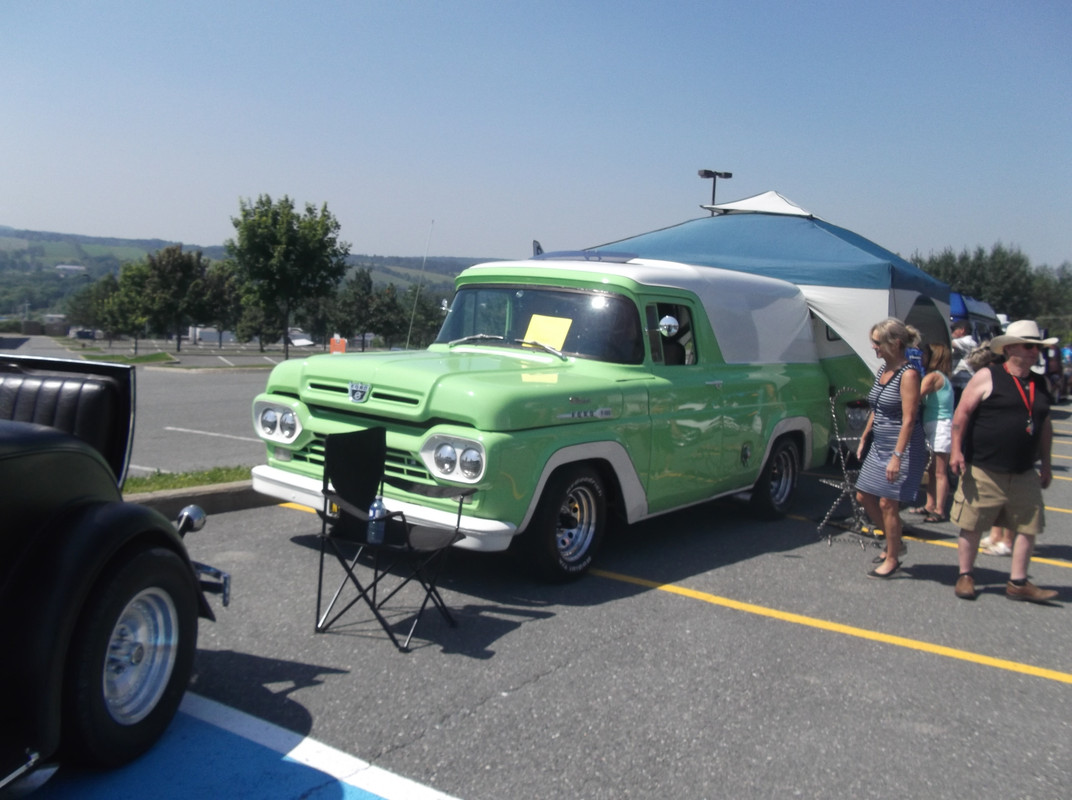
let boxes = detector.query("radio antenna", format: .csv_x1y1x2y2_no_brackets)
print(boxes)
405,219,435,350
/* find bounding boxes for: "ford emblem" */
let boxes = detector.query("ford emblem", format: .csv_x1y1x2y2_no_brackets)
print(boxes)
348,382,371,403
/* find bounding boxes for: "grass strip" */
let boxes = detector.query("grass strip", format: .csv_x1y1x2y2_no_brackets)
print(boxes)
124,465,251,493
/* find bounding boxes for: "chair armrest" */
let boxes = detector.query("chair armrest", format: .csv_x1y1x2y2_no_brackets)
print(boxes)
324,490,369,522
324,490,407,525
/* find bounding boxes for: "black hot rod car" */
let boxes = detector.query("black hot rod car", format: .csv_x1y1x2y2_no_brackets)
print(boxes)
0,353,229,793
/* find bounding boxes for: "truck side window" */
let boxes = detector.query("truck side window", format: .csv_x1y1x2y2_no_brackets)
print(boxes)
649,303,696,365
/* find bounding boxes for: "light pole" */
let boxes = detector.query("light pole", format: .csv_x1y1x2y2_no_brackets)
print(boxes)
698,169,732,215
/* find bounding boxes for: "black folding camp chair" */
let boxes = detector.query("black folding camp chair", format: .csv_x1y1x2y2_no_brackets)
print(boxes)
315,427,473,651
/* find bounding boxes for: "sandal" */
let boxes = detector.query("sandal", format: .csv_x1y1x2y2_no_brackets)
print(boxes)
871,542,908,563
922,513,949,524
907,506,930,514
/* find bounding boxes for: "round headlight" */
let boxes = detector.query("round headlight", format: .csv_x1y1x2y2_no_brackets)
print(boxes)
459,447,483,479
260,408,278,435
433,443,457,474
280,410,297,439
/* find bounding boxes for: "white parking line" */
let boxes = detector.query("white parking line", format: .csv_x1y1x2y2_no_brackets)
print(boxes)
164,426,260,442
182,694,461,800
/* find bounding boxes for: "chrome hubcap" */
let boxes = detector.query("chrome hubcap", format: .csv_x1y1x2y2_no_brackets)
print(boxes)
104,588,178,725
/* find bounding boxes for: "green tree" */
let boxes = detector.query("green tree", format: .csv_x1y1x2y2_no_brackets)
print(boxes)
1033,263,1072,341
201,260,244,348
913,244,1037,319
295,293,336,349
366,284,406,348
235,289,285,352
331,269,374,348
401,283,447,349
226,194,350,359
65,274,115,334
110,260,151,353
144,245,207,352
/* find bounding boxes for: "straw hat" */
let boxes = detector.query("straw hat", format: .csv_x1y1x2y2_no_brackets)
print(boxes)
989,320,1058,355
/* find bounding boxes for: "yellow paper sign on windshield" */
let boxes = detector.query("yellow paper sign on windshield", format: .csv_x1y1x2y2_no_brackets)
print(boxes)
523,314,572,351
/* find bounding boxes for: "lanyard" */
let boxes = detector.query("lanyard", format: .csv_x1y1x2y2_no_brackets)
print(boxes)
1004,363,1035,434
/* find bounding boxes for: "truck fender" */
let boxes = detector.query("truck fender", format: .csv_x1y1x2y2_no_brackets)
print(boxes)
516,440,647,532
759,416,815,470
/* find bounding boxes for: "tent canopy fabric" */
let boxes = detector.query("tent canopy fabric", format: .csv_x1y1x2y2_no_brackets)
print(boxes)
701,189,814,217
591,205,947,300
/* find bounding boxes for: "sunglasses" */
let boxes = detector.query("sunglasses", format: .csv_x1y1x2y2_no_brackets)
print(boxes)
1017,342,1041,351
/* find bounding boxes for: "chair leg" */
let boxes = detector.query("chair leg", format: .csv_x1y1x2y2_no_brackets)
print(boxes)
316,538,408,651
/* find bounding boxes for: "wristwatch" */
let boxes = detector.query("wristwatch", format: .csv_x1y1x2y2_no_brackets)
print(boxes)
893,451,904,458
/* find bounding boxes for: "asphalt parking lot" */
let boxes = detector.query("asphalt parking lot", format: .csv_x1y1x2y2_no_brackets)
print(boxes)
6,336,1072,799
43,469,1072,800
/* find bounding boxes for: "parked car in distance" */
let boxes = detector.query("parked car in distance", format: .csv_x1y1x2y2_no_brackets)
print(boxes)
0,354,229,795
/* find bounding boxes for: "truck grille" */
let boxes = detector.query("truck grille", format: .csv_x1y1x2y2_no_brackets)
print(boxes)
294,435,432,484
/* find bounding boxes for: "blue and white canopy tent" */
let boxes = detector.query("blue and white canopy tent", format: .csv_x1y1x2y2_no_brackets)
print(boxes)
587,191,951,376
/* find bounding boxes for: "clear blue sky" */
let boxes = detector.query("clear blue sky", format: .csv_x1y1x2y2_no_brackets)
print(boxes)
3,1,1069,267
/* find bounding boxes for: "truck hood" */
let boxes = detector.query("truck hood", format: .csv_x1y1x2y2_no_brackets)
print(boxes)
267,346,631,430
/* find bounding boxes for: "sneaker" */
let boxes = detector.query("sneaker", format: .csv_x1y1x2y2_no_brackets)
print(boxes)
979,534,993,548
1005,581,1058,603
954,574,977,600
983,542,1012,556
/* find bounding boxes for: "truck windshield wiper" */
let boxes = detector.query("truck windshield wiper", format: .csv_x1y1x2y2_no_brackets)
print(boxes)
514,338,567,360
448,334,506,346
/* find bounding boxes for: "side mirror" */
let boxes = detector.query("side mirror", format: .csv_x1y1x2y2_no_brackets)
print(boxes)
175,505,207,538
658,315,680,338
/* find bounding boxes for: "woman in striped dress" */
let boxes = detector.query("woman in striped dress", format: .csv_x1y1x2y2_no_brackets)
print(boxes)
854,318,927,578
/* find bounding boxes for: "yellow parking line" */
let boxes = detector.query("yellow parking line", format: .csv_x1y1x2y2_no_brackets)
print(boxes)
897,535,1069,568
591,568,1072,685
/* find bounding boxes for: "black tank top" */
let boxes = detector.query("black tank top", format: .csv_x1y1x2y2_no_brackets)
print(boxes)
965,364,1049,473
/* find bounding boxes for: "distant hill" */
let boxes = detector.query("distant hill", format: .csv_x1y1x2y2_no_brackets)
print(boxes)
0,225,502,290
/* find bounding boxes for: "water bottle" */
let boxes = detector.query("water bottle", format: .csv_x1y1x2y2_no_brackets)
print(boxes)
367,495,386,544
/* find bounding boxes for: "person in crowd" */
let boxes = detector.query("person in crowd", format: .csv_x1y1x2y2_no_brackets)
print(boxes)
980,526,1014,557
949,320,1059,602
1042,343,1064,402
955,343,1015,556
949,319,978,405
854,318,927,578
913,342,954,523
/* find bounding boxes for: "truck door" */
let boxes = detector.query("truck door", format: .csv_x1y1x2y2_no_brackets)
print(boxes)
644,300,729,511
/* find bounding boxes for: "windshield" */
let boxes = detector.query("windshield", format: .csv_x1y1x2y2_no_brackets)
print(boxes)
435,285,644,364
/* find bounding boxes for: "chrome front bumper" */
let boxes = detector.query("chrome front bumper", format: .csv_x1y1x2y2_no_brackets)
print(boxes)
251,464,517,552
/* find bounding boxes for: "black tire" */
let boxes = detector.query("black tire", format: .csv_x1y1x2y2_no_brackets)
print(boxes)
750,438,800,519
62,547,199,767
519,465,606,582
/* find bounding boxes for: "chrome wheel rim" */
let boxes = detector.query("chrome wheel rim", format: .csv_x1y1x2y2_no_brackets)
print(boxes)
556,484,598,564
103,588,179,725
768,447,797,507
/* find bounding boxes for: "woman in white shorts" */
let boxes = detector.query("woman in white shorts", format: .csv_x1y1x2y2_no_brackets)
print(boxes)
918,343,954,522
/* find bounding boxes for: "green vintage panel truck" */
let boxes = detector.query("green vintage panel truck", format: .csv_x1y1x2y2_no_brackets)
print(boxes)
251,256,834,580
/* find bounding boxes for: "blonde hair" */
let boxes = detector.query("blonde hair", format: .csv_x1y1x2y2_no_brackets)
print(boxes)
871,318,921,353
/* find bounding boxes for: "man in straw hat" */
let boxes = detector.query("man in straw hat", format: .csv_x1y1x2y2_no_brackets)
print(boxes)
949,320,1060,602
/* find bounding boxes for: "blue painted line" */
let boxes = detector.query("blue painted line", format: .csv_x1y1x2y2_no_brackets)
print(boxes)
34,694,459,799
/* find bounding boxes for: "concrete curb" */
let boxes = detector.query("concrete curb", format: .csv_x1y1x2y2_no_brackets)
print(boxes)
125,480,280,518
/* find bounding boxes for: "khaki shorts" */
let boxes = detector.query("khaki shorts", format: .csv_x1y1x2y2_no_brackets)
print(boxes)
950,464,1045,535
